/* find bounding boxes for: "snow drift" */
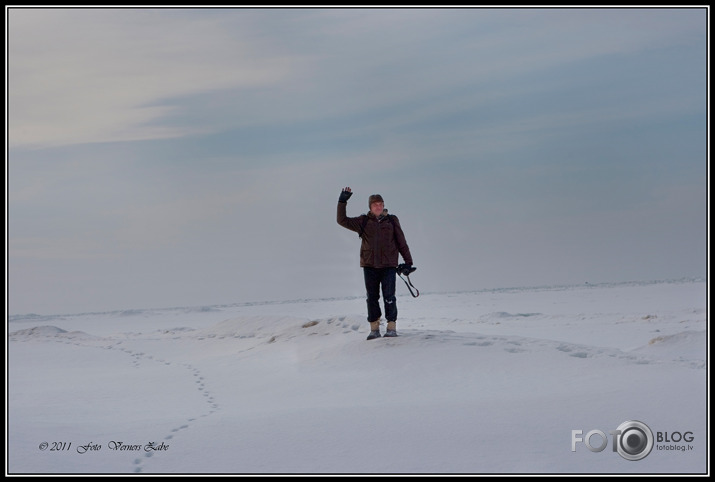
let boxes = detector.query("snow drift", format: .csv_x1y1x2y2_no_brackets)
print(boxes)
7,279,707,474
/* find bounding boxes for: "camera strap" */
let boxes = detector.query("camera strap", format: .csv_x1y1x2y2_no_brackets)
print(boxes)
397,267,420,298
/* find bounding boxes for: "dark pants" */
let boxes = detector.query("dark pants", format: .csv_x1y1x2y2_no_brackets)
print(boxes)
364,267,397,323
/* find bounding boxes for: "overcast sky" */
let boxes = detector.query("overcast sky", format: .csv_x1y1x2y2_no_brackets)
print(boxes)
7,7,708,315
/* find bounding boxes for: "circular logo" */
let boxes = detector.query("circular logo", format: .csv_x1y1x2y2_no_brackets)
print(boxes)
615,420,654,461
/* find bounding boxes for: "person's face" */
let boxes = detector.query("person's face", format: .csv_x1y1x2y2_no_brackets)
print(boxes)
370,201,384,216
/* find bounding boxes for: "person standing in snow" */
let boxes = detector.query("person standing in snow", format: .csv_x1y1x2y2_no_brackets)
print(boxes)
337,187,414,340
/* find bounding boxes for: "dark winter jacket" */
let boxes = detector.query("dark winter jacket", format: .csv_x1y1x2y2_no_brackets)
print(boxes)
337,201,413,268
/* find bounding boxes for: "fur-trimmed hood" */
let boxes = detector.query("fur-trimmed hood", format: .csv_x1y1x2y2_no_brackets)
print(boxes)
367,208,389,220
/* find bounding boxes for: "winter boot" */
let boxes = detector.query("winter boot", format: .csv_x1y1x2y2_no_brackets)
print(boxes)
384,321,398,337
366,320,381,340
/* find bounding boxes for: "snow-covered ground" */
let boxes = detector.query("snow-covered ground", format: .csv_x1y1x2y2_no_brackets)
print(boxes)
7,279,708,474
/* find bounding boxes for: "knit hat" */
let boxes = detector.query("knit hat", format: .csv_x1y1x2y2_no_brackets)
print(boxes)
368,194,384,207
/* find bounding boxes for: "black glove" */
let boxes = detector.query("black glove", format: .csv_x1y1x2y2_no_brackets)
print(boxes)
397,264,416,276
338,188,353,203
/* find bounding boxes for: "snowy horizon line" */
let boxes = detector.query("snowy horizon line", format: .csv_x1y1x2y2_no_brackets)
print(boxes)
7,276,704,321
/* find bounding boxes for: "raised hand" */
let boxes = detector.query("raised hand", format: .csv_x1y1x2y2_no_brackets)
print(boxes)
339,187,353,203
